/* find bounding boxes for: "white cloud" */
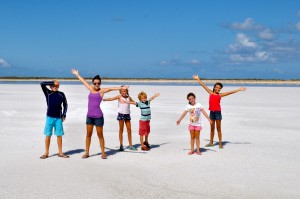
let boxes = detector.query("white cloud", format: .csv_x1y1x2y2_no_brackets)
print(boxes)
259,29,274,40
237,33,257,48
190,59,200,65
296,22,300,31
231,18,262,31
0,58,11,68
229,33,257,51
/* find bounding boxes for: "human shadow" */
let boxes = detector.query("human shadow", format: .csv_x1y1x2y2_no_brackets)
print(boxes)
48,149,85,158
149,142,170,150
183,147,216,153
203,140,251,147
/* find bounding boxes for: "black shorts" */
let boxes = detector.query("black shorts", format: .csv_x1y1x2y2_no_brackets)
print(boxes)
209,111,222,120
117,113,131,121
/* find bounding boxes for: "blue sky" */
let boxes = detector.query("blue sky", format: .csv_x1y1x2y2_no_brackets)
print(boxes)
0,0,300,79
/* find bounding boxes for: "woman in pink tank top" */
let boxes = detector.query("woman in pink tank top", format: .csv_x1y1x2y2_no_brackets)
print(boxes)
193,74,246,149
72,69,128,159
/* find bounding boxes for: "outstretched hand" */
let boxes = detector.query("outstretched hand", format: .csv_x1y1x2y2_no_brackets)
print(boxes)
154,93,160,97
192,74,200,80
240,87,247,91
71,69,79,76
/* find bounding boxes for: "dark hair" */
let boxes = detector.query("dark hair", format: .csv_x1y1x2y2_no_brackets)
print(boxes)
187,93,196,105
213,82,223,93
92,75,101,84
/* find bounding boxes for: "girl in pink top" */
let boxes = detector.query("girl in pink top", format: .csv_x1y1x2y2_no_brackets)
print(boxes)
193,74,246,149
103,87,137,152
72,69,128,159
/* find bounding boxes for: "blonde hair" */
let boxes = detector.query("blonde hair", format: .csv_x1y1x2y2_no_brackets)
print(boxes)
138,91,147,100
119,85,129,96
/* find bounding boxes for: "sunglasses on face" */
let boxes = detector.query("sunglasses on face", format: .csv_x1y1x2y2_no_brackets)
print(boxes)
93,82,100,85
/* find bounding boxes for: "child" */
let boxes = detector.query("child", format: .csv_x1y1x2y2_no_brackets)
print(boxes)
176,93,211,155
40,80,69,159
126,91,160,151
193,74,246,149
103,87,137,151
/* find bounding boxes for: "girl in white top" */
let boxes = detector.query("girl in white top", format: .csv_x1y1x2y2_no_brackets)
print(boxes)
103,87,137,151
177,93,212,155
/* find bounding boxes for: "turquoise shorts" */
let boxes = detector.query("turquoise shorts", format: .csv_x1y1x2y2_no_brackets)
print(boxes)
44,116,64,136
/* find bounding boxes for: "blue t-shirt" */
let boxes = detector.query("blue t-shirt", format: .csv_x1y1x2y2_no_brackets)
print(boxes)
136,100,151,121
41,82,68,118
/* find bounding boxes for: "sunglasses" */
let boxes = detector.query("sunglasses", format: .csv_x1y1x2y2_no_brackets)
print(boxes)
93,82,101,85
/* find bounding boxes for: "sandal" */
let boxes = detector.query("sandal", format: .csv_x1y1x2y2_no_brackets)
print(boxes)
205,143,214,147
82,154,90,159
58,154,70,158
101,155,107,159
196,151,201,155
40,154,48,159
188,151,194,155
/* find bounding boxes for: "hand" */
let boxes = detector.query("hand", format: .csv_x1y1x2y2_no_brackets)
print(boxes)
154,93,160,97
176,120,180,125
62,116,66,122
192,74,200,80
240,87,247,91
72,69,79,76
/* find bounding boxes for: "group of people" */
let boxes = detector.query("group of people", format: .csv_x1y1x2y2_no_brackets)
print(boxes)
39,70,246,159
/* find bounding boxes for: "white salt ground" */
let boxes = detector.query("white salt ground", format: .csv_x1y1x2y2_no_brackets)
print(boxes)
0,84,299,199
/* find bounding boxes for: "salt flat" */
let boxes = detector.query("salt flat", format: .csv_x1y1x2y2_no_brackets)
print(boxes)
0,83,299,199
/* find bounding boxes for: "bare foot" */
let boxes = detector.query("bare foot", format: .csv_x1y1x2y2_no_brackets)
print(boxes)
196,151,201,155
188,151,194,155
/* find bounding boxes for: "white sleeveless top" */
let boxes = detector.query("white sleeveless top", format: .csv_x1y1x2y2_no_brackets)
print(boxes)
118,97,130,114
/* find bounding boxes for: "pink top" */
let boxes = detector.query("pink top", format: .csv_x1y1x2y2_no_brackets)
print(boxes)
209,94,221,111
87,92,103,118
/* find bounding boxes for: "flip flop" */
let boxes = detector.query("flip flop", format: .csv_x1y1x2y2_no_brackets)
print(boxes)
196,151,201,155
101,155,107,159
58,154,70,158
205,143,214,147
188,151,194,155
82,154,90,159
40,154,48,159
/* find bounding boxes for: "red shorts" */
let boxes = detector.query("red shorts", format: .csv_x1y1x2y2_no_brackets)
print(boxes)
139,120,150,136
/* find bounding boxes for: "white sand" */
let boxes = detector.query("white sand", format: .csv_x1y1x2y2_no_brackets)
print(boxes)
0,84,299,199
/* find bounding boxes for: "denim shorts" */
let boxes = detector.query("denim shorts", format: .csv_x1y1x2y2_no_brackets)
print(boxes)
210,111,222,120
44,116,64,136
86,116,104,126
117,113,131,121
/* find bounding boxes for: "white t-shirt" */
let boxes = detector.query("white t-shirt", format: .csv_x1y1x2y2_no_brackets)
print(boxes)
185,103,204,126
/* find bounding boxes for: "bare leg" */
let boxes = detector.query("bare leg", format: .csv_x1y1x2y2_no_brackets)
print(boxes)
119,120,124,146
83,124,94,158
140,135,144,147
45,136,51,156
57,136,63,155
216,120,223,148
209,120,216,145
125,120,133,147
189,130,195,155
96,126,106,158
195,130,201,154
